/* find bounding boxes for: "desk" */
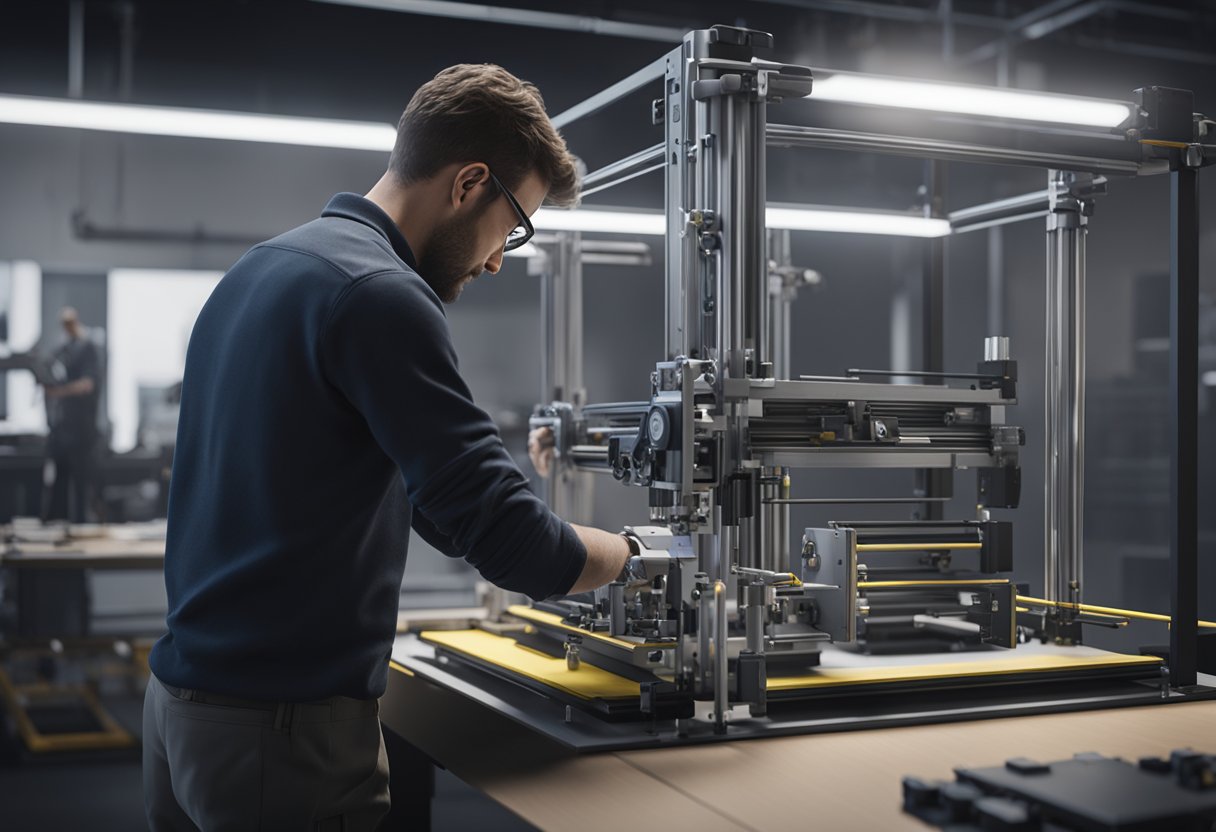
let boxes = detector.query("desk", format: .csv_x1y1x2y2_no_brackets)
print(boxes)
1,538,166,571
380,663,1216,831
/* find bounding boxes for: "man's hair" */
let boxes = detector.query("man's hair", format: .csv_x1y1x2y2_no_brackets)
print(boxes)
388,64,579,208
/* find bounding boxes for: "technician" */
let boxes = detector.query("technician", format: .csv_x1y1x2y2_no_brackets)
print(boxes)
143,64,631,831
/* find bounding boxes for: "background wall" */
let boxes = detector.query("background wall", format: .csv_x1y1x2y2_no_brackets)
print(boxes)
1,0,1213,643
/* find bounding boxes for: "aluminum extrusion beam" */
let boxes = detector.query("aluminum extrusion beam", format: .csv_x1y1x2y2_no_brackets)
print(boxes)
949,189,1051,232
313,0,687,43
552,56,668,130
766,124,1143,176
579,143,665,198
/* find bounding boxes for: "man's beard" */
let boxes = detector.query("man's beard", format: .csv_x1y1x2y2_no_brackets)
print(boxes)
416,209,485,304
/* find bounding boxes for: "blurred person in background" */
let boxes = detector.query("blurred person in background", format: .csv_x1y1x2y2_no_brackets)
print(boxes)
42,306,102,522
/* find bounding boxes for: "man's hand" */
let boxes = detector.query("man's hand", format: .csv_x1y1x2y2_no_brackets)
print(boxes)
528,426,556,478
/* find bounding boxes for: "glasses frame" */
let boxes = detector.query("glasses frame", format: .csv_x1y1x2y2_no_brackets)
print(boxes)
486,169,535,252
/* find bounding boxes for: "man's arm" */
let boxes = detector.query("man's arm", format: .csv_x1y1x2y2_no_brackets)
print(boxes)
568,525,630,594
323,272,626,599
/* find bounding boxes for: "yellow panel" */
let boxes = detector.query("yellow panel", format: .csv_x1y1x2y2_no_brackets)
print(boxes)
421,629,640,700
506,605,674,652
767,651,1162,692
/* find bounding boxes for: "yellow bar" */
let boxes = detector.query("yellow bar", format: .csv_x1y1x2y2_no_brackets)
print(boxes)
1016,595,1216,629
856,542,982,552
860,579,1010,589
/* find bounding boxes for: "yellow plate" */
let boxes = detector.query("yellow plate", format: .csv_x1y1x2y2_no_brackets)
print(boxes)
767,651,1161,691
421,629,640,700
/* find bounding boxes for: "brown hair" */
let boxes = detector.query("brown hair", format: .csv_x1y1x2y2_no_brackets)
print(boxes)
388,64,579,208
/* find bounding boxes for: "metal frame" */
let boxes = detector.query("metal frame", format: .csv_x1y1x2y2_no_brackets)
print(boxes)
543,28,1209,697
407,26,1212,745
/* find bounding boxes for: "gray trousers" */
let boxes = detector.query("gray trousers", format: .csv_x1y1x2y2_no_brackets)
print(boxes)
143,674,390,831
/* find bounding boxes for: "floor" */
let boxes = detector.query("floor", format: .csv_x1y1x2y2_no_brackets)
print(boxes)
0,690,536,831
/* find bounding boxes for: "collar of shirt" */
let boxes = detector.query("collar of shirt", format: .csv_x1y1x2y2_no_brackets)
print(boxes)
321,193,418,271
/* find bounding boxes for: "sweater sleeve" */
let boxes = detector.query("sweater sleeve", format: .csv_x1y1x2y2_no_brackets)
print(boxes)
320,271,586,600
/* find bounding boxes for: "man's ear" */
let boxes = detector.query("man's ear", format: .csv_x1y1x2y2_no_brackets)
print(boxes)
450,163,490,210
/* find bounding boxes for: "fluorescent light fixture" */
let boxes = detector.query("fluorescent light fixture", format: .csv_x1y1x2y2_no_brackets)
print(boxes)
768,206,951,237
532,206,949,238
504,242,540,258
810,72,1132,128
0,93,397,151
533,207,666,236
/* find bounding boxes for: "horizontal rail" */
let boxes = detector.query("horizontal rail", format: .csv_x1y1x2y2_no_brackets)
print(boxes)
579,142,665,198
552,55,668,130
766,123,1143,176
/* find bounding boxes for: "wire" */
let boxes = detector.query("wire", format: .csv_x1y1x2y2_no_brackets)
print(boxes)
1016,595,1216,630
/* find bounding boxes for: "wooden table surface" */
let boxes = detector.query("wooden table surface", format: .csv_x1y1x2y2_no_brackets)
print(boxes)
1,536,165,569
382,666,1216,832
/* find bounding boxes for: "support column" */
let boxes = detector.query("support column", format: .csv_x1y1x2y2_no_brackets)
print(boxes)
1168,153,1199,688
1043,170,1090,641
538,232,592,524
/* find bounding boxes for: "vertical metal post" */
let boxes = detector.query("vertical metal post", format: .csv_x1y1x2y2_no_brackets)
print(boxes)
68,0,85,99
538,232,591,524
665,41,697,361
918,160,947,521
1043,171,1088,633
767,228,794,379
1169,154,1199,689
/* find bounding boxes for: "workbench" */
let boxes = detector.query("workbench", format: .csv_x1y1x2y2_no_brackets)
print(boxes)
380,657,1216,831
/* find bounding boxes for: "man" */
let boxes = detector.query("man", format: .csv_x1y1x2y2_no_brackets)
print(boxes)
43,306,101,522
144,65,631,831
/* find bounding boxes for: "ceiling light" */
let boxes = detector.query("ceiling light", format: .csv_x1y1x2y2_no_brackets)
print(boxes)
0,94,397,151
768,206,952,237
532,208,666,236
810,73,1132,128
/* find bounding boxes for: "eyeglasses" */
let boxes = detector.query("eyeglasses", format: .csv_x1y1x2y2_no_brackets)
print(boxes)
486,169,535,252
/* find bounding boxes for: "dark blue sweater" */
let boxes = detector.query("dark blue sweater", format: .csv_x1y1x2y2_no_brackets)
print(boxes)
149,193,586,701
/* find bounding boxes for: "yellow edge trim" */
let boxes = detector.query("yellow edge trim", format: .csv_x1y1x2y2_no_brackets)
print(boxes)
857,542,982,552
420,629,640,700
388,660,415,677
860,579,1011,588
506,605,674,651
767,651,1162,691
1017,595,1216,629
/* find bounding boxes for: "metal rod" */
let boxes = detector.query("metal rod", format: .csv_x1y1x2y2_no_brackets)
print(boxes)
766,497,950,505
712,579,728,734
1169,154,1200,688
578,142,665,197
846,368,999,380
860,579,1009,587
313,0,687,44
67,0,84,99
1019,595,1216,629
948,189,1050,228
857,542,983,552
952,210,1049,235
1043,171,1087,628
766,124,1142,176
552,55,669,129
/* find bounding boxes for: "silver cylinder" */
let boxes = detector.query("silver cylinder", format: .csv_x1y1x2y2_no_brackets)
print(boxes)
984,335,1010,362
744,583,766,655
713,580,728,733
1044,171,1087,612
